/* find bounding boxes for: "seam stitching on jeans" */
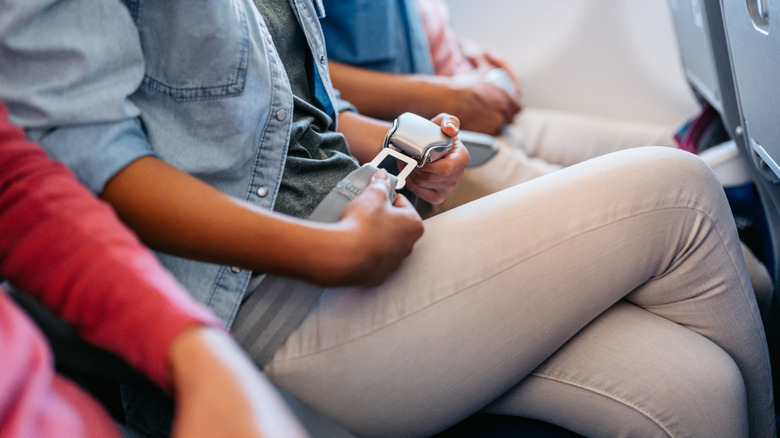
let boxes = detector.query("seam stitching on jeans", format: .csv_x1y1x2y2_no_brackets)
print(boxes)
529,371,674,437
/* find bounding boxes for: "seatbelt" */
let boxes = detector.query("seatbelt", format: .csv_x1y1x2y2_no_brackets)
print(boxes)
230,164,396,367
231,113,451,367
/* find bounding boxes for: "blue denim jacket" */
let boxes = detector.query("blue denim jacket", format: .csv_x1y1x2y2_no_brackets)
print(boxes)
320,0,434,75
0,0,349,326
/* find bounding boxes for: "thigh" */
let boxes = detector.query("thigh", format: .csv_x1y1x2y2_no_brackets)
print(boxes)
483,302,748,438
265,148,766,437
425,108,677,217
513,107,677,167
424,136,561,217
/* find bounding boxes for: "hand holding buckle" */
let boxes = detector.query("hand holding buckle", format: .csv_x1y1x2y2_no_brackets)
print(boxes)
369,113,454,190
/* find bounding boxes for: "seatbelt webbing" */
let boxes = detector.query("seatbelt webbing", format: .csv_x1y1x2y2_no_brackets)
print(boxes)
231,164,396,368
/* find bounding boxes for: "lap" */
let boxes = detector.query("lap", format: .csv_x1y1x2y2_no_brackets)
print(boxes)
424,107,676,216
515,107,677,167
263,148,754,437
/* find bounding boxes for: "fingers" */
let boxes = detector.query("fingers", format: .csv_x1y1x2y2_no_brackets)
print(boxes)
367,114,468,205
365,169,395,201
360,169,422,218
475,81,520,128
500,97,521,126
484,51,520,88
406,141,468,204
487,82,522,120
392,192,415,209
412,143,468,179
491,95,519,126
431,113,461,138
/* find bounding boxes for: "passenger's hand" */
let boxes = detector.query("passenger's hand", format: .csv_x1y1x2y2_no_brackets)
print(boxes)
406,114,469,204
169,328,309,438
459,38,522,92
441,73,522,135
329,171,424,287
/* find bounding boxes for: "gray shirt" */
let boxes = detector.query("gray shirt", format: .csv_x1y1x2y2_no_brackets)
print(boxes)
254,0,359,219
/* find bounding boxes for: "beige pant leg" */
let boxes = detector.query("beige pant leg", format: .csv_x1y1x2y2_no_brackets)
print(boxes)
423,136,561,217
428,108,774,312
516,107,677,167
424,107,678,217
267,148,774,438
483,302,748,438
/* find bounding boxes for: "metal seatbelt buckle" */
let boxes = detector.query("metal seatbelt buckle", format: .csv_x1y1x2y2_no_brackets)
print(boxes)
384,112,454,165
368,148,418,190
370,112,454,190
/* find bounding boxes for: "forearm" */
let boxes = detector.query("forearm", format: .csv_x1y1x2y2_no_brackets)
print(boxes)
0,110,218,387
337,111,391,164
329,62,448,121
168,327,309,438
330,62,519,136
100,156,362,286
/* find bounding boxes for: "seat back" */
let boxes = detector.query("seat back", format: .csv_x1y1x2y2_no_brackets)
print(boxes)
721,0,780,181
667,0,780,283
719,0,780,283
667,0,742,141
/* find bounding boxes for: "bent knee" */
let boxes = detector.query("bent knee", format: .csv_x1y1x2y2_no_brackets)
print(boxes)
607,146,721,194
484,303,748,437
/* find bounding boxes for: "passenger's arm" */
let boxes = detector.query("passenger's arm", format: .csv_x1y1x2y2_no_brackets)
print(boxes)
0,105,308,438
0,0,157,196
169,328,309,438
338,111,469,205
457,37,521,90
329,61,521,135
0,0,422,289
101,155,423,288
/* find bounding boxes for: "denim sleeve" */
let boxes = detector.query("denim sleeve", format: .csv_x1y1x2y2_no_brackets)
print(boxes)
0,0,153,194
27,120,156,195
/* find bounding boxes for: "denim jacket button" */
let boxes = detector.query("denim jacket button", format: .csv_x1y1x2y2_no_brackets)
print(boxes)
256,186,269,197
275,109,287,121
319,54,326,65
230,266,241,274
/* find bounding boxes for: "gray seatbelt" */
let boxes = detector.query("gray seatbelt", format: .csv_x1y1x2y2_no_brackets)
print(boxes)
231,164,397,367
308,163,398,222
232,112,450,368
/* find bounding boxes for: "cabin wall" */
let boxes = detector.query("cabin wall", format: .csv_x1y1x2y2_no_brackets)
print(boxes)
445,0,700,126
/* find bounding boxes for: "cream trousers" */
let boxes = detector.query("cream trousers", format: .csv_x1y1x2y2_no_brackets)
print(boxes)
265,147,775,438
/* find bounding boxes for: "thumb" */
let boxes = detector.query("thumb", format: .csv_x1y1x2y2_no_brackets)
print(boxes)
368,169,395,200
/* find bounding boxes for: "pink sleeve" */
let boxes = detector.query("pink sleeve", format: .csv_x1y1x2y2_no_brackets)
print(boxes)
416,0,475,76
0,103,221,392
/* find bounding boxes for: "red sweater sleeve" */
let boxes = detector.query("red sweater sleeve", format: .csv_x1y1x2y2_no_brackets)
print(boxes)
0,103,221,391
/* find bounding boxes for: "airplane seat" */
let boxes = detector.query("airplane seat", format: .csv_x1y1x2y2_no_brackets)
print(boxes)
720,0,780,290
666,0,780,419
668,0,777,281
667,0,741,138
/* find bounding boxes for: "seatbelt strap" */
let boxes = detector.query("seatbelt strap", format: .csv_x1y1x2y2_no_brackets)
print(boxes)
309,163,399,222
231,164,400,367
232,113,449,368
